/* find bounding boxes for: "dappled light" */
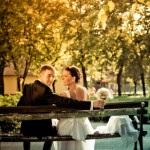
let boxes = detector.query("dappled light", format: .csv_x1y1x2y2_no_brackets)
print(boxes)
0,0,150,97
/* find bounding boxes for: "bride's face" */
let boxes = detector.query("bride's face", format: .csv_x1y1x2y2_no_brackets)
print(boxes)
62,70,75,86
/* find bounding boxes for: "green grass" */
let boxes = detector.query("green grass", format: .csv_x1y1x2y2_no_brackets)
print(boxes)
107,95,150,103
107,95,150,120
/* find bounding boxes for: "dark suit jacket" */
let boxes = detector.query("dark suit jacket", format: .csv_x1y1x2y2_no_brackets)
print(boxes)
17,80,91,136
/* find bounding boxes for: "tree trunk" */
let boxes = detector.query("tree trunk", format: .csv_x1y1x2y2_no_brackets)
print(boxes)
17,76,21,91
117,65,123,96
81,65,88,89
21,59,31,90
12,60,22,91
0,63,5,95
133,80,137,95
140,72,146,97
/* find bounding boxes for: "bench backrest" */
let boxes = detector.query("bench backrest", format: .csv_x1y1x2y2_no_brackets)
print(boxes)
0,101,148,121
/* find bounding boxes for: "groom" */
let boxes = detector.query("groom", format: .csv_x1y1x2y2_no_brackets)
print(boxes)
17,64,105,150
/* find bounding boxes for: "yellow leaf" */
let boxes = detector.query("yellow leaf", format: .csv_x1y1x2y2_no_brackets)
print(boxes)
102,22,107,30
137,0,144,3
95,19,100,27
98,9,105,19
96,9,105,26
132,3,137,11
100,14,108,24
108,1,115,12
146,1,150,7
103,5,109,12
131,3,137,16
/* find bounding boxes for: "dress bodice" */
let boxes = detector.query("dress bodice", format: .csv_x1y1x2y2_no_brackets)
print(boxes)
64,87,88,100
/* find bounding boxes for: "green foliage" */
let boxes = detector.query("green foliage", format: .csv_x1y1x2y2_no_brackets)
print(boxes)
0,92,22,106
0,0,149,96
0,121,20,133
0,92,22,133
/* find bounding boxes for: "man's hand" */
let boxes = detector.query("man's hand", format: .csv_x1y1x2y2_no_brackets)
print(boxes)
93,100,105,109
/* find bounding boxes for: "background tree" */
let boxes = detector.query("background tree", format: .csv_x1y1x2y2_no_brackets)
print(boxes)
0,0,68,92
0,0,149,96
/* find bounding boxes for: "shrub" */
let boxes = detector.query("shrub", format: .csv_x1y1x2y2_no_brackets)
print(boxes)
0,92,22,106
0,92,22,133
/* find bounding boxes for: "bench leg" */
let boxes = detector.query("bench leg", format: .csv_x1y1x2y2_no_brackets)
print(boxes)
24,141,30,150
139,134,143,150
134,141,137,150
132,119,138,150
43,141,52,150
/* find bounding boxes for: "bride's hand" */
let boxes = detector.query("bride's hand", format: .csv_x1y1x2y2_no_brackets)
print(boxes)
93,100,105,109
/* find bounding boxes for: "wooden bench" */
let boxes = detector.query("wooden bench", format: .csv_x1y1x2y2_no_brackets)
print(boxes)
0,101,149,150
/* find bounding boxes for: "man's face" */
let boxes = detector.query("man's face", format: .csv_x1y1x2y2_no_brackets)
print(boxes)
40,69,55,87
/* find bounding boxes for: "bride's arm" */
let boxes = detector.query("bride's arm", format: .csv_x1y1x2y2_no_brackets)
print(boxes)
77,87,90,101
59,92,67,97
84,89,90,101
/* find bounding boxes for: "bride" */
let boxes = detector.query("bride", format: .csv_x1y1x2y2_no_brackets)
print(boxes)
52,66,139,150
52,66,95,150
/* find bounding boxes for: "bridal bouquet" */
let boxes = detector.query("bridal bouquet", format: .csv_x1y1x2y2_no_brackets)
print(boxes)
95,87,113,100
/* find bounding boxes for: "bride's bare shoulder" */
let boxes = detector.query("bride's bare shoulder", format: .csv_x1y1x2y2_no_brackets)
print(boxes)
78,86,87,92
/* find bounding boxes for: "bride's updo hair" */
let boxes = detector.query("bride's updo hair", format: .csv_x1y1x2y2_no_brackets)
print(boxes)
64,66,82,83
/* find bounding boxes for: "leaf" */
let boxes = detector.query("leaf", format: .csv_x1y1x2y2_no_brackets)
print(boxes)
95,9,105,26
98,9,105,19
103,5,109,12
146,1,150,7
132,3,137,12
102,22,107,30
137,0,144,4
131,3,137,16
100,15,107,30
100,14,108,24
108,1,115,12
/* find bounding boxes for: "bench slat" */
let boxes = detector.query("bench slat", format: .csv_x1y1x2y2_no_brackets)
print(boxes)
0,133,120,142
104,101,148,109
0,101,148,114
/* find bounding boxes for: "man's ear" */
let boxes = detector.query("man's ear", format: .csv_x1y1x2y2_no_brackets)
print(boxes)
39,72,43,78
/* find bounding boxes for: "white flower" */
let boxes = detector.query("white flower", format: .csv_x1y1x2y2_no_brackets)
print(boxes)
95,87,113,100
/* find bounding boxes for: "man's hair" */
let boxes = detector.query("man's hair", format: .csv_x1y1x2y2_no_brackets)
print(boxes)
40,65,56,73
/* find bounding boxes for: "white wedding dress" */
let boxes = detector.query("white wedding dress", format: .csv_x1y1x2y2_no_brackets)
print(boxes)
51,90,139,149
52,90,95,150
95,115,139,147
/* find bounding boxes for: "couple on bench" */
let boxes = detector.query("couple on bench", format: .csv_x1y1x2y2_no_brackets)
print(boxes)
18,65,105,150
18,64,139,150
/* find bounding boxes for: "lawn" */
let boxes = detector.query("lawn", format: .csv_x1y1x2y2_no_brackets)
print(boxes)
106,95,150,121
107,95,150,103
